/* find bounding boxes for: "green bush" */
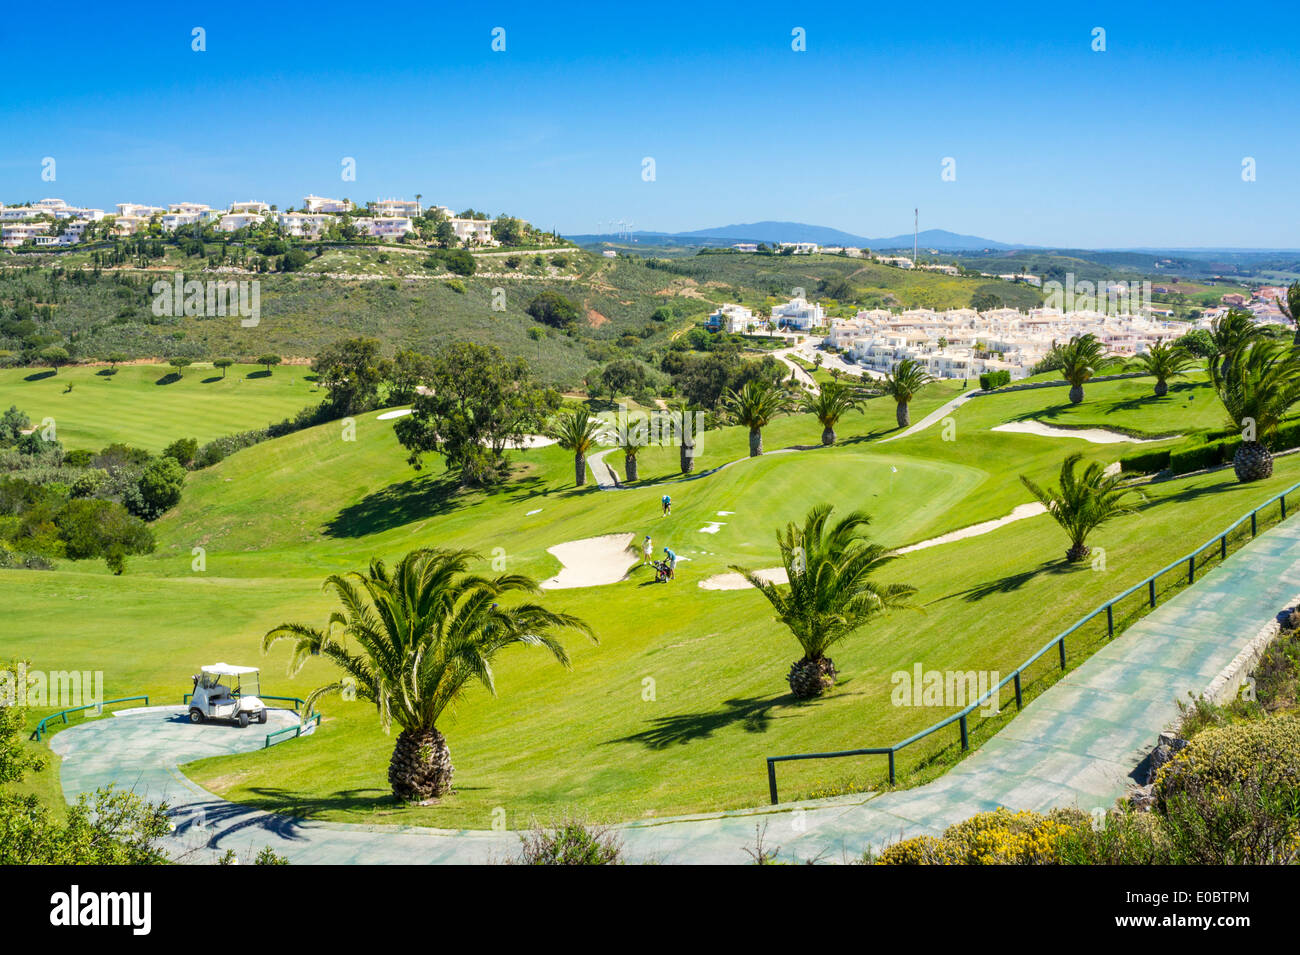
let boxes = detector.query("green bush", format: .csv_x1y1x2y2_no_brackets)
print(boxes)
978,370,1011,390
1168,437,1239,475
1119,449,1171,474
1156,715,1300,803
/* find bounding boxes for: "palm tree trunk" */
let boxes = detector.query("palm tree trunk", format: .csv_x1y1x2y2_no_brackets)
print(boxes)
1154,378,1168,397
749,427,763,456
574,452,586,486
679,438,695,474
1068,383,1084,404
787,656,836,698
895,400,910,429
388,727,453,801
625,452,638,482
1066,542,1091,562
821,425,835,446
1234,442,1273,483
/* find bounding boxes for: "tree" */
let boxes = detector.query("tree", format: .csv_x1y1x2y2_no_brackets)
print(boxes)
257,354,282,375
550,408,604,487
526,291,581,331
800,381,863,445
312,337,387,417
1127,341,1198,397
443,248,476,276
394,342,560,485
732,505,915,698
1274,281,1300,346
55,498,155,574
1057,333,1112,404
1210,310,1266,380
971,290,1002,311
127,456,186,520
1210,339,1300,483
213,357,234,378
161,437,198,467
721,379,790,456
39,345,69,373
263,549,593,801
882,358,935,428
1020,453,1137,562
600,359,647,400
385,348,433,406
167,357,192,378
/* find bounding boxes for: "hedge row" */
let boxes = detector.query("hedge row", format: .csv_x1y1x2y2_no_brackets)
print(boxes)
979,370,1012,390
1120,418,1300,476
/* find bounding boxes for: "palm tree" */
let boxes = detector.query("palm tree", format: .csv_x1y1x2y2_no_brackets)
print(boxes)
550,407,603,486
1209,310,1264,380
1210,339,1300,482
263,549,593,802
732,505,915,698
1057,333,1112,404
1275,281,1300,346
882,358,935,428
800,381,863,445
1127,340,1198,397
721,379,791,456
1020,454,1137,562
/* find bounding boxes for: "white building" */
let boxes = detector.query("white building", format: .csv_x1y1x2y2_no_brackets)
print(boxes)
772,296,826,330
302,195,352,214
450,217,497,246
276,212,331,237
229,200,271,215
372,198,422,217
1,222,50,247
112,215,150,236
169,202,211,215
218,212,266,232
355,216,415,240
778,242,819,254
707,303,755,334
116,203,164,219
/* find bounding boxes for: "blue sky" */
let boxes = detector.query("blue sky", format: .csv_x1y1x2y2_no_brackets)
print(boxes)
2,0,1297,248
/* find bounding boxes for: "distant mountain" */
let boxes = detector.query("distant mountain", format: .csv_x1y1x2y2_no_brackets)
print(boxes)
567,221,1017,251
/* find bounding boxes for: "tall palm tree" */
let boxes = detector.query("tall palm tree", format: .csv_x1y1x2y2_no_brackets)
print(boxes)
1057,333,1112,404
882,358,935,428
1210,339,1300,482
721,379,791,456
1127,340,1198,397
1020,454,1137,562
1209,310,1265,380
732,505,915,698
263,549,593,802
800,381,863,445
550,407,603,486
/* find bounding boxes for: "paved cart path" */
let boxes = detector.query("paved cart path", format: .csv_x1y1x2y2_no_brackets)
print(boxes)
52,520,1300,863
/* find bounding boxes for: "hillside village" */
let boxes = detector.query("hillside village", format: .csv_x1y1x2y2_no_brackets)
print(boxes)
0,195,508,249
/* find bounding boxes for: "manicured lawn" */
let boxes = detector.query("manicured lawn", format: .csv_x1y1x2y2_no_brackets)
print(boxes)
0,363,321,452
8,370,1299,828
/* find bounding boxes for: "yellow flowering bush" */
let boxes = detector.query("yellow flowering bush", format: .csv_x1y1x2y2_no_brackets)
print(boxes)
876,808,1087,865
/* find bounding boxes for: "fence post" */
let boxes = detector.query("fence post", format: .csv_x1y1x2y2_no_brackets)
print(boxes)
1106,604,1114,639
1058,638,1066,670
1252,511,1258,537
888,750,896,786
1220,534,1227,560
767,759,778,805
1283,495,1288,519
959,714,969,751
1013,672,1023,709
1188,556,1195,584
1148,578,1156,608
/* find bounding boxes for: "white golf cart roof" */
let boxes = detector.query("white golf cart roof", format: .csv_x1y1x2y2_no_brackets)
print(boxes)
201,663,260,676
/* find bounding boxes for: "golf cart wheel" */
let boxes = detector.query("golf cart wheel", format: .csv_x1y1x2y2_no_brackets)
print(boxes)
237,711,250,728
188,708,205,724
257,710,267,725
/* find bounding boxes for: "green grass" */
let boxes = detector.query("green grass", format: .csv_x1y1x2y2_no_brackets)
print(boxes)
8,369,1299,828
0,363,321,452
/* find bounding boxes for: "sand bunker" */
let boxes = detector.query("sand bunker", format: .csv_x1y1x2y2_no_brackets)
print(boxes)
992,421,1174,444
698,567,788,591
376,409,413,420
539,533,637,589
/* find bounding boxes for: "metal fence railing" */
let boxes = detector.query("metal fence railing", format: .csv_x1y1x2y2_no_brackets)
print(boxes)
29,696,150,741
765,480,1300,804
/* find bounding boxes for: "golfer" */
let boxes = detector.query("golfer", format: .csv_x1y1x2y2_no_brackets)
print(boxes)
642,535,654,565
661,494,672,516
663,546,677,580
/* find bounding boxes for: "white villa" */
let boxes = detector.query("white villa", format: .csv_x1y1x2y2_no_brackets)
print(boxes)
354,216,415,240
707,303,755,334
303,195,352,214
276,212,331,237
1,222,50,247
771,296,826,330
229,201,270,215
450,217,497,246
218,212,267,232
116,202,164,219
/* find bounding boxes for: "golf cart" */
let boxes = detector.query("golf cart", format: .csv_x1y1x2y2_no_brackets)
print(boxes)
188,663,267,728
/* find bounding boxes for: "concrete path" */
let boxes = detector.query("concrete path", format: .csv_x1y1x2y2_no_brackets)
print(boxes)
51,519,1300,863
879,389,981,443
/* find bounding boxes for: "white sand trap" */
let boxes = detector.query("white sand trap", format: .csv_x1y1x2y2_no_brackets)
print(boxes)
376,408,413,420
699,567,788,591
526,508,543,516
539,533,637,589
992,421,1175,444
500,434,557,449
894,502,1047,554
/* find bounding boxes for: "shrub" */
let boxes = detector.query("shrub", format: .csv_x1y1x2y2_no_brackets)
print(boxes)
515,819,622,865
1119,448,1171,474
1156,715,1300,804
1167,437,1239,475
978,370,1011,390
876,808,1085,865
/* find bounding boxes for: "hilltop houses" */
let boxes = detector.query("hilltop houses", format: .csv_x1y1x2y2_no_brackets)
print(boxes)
771,296,826,330
450,217,497,246
706,303,756,334
302,195,352,214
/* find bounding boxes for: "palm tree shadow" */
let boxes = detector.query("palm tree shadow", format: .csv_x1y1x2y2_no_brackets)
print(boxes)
607,694,810,750
948,559,1082,602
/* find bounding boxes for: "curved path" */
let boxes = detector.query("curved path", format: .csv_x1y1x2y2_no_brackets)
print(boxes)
50,517,1300,863
879,389,981,443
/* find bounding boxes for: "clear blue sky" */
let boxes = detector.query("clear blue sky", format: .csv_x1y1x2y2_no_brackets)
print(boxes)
3,0,1297,248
